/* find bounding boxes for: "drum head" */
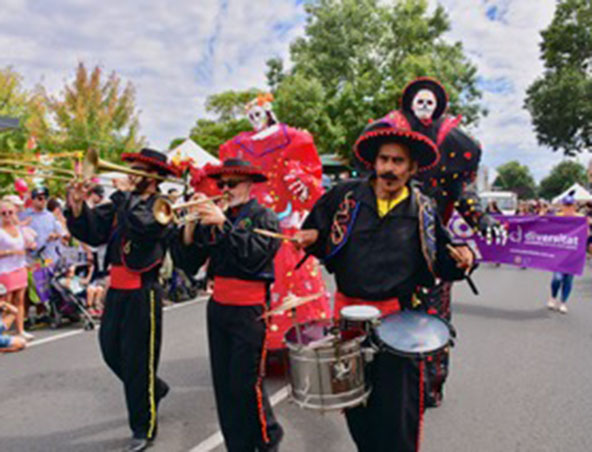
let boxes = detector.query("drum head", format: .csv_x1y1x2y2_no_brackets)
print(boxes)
375,311,451,357
340,305,381,321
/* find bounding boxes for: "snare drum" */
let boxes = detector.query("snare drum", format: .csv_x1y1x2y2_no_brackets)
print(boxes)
373,310,452,359
339,305,381,335
284,319,371,411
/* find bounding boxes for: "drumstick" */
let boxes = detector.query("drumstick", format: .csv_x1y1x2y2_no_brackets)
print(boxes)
253,228,298,242
446,244,479,295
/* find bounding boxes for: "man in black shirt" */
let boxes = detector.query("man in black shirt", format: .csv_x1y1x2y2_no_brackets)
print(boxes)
66,148,179,452
173,159,283,452
295,121,474,452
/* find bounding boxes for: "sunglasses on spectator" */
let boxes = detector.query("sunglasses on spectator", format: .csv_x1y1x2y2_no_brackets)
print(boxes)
33,195,46,200
216,179,247,190
1,210,15,216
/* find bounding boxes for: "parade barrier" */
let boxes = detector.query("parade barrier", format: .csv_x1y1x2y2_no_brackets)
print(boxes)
449,213,588,275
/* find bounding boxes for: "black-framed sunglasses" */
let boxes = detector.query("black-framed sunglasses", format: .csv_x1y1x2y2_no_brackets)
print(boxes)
33,195,46,201
216,179,246,190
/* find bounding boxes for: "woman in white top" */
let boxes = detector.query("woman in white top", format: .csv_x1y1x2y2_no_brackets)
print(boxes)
0,200,36,340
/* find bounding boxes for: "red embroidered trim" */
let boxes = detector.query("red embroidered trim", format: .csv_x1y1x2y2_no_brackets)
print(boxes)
353,128,441,173
417,361,425,452
121,153,181,177
436,115,462,147
256,305,271,444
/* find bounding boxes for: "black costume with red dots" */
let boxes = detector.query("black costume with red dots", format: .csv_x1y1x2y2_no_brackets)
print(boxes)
379,78,496,406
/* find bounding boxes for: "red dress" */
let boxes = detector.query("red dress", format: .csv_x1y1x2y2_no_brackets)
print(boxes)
219,124,330,349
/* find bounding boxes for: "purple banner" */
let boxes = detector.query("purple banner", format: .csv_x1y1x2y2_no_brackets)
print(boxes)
448,214,588,276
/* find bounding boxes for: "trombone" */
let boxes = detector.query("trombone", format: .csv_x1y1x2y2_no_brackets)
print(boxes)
0,167,74,182
0,159,76,177
82,149,186,185
153,194,227,225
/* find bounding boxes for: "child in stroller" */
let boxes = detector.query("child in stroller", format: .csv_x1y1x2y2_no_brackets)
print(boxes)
50,260,99,330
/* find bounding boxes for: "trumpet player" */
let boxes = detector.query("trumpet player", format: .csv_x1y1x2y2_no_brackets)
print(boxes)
65,148,180,452
172,158,284,452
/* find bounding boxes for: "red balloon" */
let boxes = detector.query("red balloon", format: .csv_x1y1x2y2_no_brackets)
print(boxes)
14,178,28,193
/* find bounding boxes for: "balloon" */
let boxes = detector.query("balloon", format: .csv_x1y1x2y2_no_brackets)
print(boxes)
14,178,28,193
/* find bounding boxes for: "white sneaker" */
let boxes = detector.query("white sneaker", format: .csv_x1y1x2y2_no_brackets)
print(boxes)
20,331,35,341
547,298,558,310
558,303,568,314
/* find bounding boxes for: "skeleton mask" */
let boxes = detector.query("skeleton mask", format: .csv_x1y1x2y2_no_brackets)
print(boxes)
411,89,437,120
247,104,269,132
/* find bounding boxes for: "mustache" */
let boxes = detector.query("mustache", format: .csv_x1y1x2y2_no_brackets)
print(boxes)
378,172,398,181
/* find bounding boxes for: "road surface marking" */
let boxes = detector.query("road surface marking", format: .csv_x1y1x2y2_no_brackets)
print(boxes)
188,385,291,452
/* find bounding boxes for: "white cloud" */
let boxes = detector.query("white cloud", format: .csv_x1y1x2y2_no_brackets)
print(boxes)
0,0,305,149
429,0,591,181
1,0,586,182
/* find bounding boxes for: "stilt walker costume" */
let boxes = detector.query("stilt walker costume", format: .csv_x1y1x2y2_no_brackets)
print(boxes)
379,77,506,405
172,159,284,452
218,93,330,349
298,121,474,452
65,149,178,451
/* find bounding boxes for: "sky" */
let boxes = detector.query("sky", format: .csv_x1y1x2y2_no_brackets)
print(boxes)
0,0,585,182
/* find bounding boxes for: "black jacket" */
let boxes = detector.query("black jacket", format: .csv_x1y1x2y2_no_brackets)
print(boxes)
65,191,173,274
303,179,467,306
172,199,281,283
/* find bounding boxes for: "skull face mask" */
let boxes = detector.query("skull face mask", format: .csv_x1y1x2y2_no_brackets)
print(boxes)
411,89,437,121
247,104,269,132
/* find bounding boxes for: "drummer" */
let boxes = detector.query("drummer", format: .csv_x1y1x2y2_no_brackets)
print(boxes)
171,158,284,452
294,120,474,452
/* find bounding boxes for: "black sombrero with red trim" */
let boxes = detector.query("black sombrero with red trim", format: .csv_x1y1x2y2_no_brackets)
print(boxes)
121,148,181,177
206,158,268,183
401,76,448,121
354,121,440,172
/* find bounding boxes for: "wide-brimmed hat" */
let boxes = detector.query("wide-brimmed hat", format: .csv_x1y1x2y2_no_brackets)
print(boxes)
121,148,181,177
401,77,448,121
354,121,440,171
2,194,24,207
206,158,268,183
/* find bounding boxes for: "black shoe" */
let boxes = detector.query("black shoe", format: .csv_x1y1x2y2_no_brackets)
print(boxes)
124,437,151,452
156,379,169,410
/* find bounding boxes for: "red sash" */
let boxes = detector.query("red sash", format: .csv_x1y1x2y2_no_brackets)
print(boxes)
213,276,266,306
334,292,401,319
110,265,142,290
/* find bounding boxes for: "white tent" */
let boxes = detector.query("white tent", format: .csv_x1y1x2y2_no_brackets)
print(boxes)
165,138,219,166
552,182,592,204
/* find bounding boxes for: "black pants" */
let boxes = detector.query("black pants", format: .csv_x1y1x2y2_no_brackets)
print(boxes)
345,351,423,452
207,299,283,451
99,282,166,440
421,281,452,404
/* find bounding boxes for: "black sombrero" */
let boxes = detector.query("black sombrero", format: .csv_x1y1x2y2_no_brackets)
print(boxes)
401,77,448,121
206,158,268,183
354,121,440,172
121,148,181,177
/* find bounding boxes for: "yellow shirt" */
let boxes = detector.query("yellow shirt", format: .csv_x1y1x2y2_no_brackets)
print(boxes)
376,186,410,218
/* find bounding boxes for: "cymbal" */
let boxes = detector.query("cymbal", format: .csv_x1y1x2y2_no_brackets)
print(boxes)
260,292,324,319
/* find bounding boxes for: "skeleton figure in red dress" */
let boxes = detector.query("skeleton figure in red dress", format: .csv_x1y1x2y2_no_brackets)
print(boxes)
219,93,330,349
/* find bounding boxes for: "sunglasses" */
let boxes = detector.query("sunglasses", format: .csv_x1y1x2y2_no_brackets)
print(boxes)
216,179,246,190
1,210,15,216
33,195,46,200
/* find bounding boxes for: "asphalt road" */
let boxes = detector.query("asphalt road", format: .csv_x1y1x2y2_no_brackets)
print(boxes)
1,264,592,452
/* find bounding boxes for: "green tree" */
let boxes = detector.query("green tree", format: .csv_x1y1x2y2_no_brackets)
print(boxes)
524,0,592,156
493,161,537,199
270,0,484,157
189,89,259,156
538,160,587,200
46,63,144,163
0,66,50,192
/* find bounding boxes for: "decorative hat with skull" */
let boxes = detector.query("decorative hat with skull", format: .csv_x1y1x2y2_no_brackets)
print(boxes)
401,77,448,125
245,93,278,132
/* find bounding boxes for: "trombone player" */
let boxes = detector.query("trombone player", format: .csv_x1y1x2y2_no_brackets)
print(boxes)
64,148,181,452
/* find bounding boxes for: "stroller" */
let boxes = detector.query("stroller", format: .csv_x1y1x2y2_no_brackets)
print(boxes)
30,245,96,331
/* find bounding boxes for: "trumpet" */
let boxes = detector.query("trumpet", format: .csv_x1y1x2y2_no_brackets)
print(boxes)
0,167,74,182
153,194,227,225
0,159,76,177
82,149,185,185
